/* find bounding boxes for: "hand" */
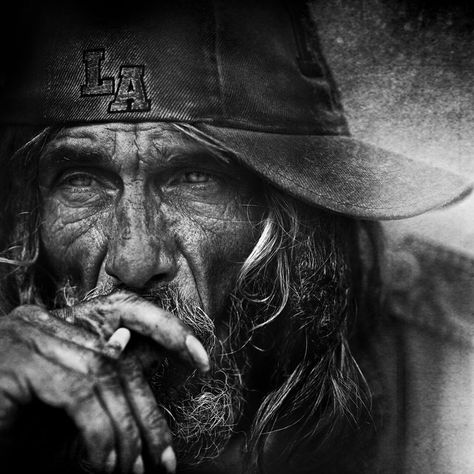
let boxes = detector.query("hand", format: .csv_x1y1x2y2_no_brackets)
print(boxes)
0,291,210,473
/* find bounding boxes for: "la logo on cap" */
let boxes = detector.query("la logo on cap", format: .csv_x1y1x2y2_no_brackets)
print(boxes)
80,49,151,113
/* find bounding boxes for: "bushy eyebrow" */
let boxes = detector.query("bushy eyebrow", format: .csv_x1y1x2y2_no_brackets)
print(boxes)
39,132,239,177
40,144,112,169
41,145,231,172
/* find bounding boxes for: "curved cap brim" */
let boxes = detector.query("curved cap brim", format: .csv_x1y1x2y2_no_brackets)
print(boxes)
197,124,472,220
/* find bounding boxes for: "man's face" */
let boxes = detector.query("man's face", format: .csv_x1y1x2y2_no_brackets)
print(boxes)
39,122,262,323
37,122,264,462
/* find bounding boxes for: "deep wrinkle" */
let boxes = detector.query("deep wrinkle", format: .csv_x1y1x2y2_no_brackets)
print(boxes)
39,122,262,321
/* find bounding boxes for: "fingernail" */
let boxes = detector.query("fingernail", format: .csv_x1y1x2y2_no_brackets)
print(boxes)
133,455,144,474
107,327,131,352
161,446,177,473
185,335,210,373
105,450,116,472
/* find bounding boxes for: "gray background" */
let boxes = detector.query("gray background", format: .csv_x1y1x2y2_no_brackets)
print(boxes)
315,0,474,255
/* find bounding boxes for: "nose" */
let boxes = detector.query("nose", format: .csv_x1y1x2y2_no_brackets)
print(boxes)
105,189,177,289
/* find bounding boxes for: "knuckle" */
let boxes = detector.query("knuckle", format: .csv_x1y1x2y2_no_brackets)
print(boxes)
85,420,115,450
7,306,50,333
63,298,122,340
9,305,49,322
146,407,169,431
79,414,115,462
101,343,124,361
92,359,119,378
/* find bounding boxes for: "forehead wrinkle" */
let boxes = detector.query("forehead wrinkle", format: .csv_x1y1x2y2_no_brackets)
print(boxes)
110,124,156,175
150,140,175,163
44,126,123,161
52,128,101,142
105,127,122,168
149,134,227,164
132,126,142,174
148,125,191,148
44,135,96,155
40,141,115,171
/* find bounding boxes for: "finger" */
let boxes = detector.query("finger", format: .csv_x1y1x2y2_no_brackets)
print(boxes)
117,301,209,373
19,350,118,473
13,306,106,355
103,327,132,360
0,311,135,472
119,357,175,473
96,371,142,474
133,455,145,474
65,391,116,473
0,341,115,470
0,376,23,454
52,300,119,339
105,292,210,373
55,292,210,373
12,321,134,472
17,309,131,365
14,318,106,375
161,446,177,474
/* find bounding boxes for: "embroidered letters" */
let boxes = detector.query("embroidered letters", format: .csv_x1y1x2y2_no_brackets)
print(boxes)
80,49,150,112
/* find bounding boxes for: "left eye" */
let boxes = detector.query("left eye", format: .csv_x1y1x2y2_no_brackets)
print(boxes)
182,171,211,184
64,174,95,187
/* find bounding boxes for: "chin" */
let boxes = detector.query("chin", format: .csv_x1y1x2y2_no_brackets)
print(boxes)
147,348,245,467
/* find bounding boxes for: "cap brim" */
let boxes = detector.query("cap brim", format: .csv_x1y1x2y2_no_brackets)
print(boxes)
197,124,472,220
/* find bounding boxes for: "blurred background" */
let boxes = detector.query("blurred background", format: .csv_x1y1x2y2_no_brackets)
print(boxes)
315,0,474,255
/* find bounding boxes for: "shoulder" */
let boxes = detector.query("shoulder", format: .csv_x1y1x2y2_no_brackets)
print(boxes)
374,235,474,473
388,234,474,346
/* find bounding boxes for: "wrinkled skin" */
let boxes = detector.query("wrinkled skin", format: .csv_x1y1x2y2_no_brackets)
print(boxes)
0,123,263,473
40,123,261,317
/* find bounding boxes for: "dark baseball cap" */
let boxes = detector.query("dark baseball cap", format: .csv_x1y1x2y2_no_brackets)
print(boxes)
0,0,470,219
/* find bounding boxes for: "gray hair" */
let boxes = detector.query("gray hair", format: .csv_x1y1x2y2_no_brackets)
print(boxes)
0,123,383,469
173,124,382,467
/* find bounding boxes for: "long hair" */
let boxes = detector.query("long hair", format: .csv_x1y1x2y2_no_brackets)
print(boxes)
236,192,382,470
171,124,384,469
0,124,383,471
0,126,55,311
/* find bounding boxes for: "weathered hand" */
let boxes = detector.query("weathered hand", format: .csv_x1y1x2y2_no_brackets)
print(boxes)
0,292,209,473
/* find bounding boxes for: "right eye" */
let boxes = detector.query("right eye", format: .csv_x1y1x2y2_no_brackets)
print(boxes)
62,174,95,187
54,171,114,206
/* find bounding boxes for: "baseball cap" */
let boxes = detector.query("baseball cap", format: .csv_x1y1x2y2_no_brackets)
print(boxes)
0,0,470,219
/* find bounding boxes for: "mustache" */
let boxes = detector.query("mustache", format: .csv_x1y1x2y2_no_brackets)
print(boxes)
57,279,218,351
60,279,187,311
83,281,175,305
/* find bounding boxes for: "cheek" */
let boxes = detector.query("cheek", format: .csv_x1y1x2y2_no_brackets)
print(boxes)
205,224,255,311
171,199,261,318
40,198,109,282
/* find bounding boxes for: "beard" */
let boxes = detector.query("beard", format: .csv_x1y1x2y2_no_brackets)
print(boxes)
134,284,248,467
55,280,249,467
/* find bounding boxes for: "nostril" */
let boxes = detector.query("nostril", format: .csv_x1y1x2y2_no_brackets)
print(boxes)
147,273,175,287
104,261,119,281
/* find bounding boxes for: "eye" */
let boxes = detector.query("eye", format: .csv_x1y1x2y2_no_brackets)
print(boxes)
63,174,95,187
167,170,216,187
54,170,115,207
182,171,211,184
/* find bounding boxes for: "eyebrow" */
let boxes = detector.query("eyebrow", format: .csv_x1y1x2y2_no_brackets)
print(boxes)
40,144,114,169
39,137,237,174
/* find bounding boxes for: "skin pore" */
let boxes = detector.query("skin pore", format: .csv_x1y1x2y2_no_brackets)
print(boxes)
36,122,265,468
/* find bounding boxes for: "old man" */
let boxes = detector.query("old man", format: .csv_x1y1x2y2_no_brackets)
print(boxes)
0,1,470,473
